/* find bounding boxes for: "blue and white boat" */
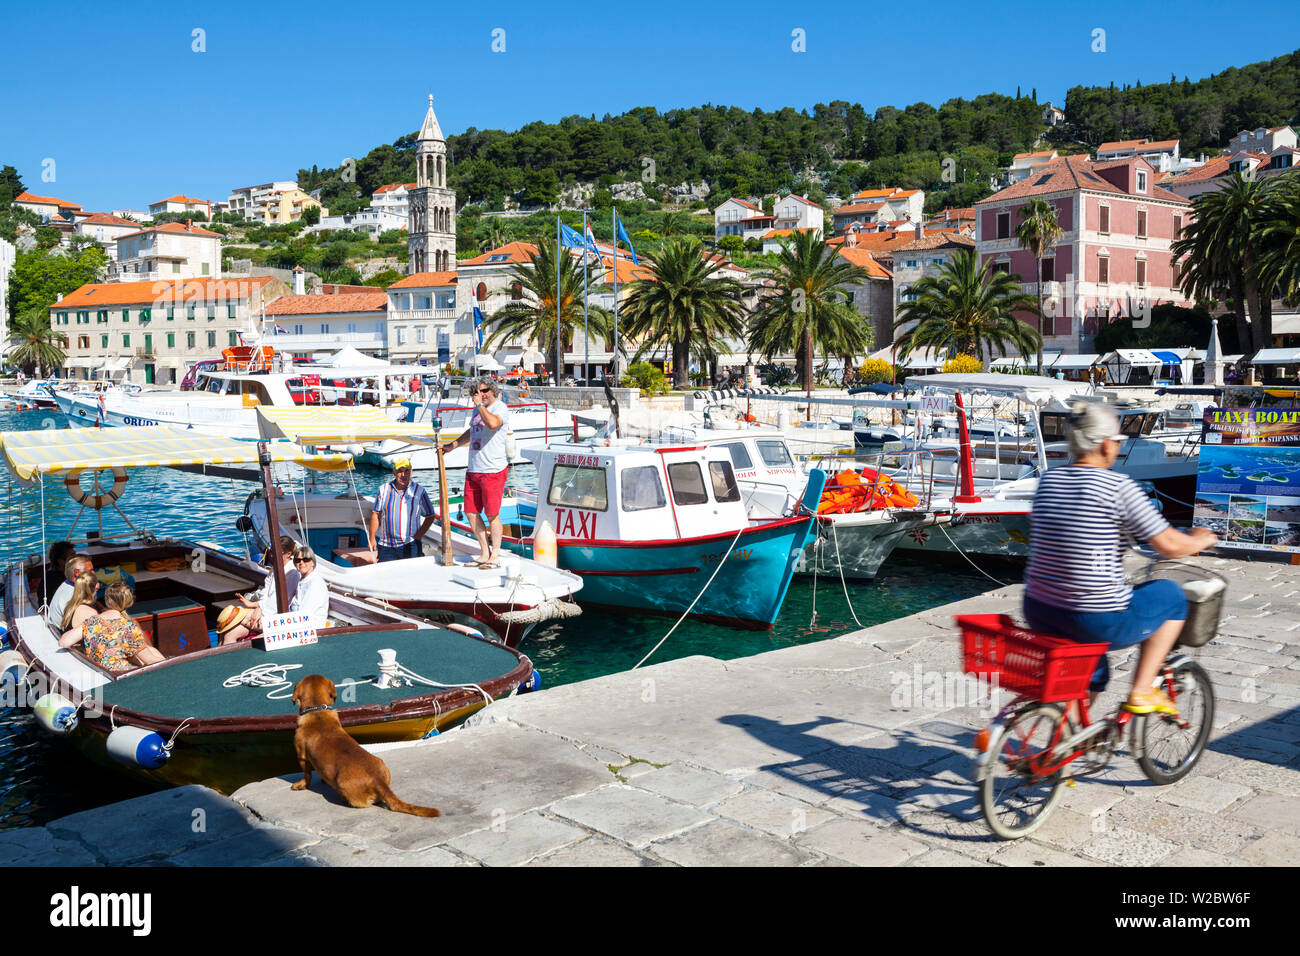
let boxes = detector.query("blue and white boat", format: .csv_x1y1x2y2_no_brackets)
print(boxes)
437,441,826,629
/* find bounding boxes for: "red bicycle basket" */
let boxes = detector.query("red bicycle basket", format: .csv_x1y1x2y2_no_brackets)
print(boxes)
957,614,1108,702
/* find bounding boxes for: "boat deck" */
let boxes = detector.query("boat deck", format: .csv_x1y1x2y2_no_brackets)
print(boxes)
97,627,522,721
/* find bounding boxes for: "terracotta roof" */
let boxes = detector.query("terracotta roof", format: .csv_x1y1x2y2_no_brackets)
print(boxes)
386,270,458,289
1012,151,1057,161
153,195,210,205
115,221,224,241
265,291,388,316
721,198,763,212
373,183,417,194
835,247,893,279
975,154,1187,205
1164,155,1232,184
894,233,976,253
740,214,775,222
760,227,820,239
49,277,274,309
780,194,820,207
78,213,140,227
457,242,539,267
598,257,657,284
835,202,887,215
852,187,919,200
15,191,81,209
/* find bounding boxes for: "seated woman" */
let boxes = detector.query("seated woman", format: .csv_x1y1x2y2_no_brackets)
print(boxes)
216,604,259,644
289,546,329,627
57,571,103,649
80,583,166,672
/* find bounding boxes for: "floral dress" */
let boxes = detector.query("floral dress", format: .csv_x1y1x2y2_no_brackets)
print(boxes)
81,614,147,672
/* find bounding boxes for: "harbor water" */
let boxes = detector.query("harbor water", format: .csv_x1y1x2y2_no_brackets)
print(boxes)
0,407,1008,829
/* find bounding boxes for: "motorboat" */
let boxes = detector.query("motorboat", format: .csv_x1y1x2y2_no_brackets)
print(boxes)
432,440,827,629
0,424,534,793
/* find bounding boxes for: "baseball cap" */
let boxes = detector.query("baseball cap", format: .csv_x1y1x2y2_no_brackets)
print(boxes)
392,457,412,471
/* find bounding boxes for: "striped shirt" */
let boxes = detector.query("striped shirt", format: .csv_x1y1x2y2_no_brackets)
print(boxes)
372,479,434,549
1024,466,1169,613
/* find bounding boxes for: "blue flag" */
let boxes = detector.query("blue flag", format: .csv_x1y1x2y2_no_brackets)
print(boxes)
615,214,638,265
559,222,586,250
470,288,485,349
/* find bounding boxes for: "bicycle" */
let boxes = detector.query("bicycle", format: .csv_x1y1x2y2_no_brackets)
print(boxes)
961,559,1225,840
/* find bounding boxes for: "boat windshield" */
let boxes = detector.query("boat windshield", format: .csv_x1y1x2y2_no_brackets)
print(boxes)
667,462,709,506
708,461,741,503
755,440,794,469
719,441,754,470
621,465,666,512
548,464,608,510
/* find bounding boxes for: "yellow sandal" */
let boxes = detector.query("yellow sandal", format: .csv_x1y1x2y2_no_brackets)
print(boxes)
1123,690,1179,716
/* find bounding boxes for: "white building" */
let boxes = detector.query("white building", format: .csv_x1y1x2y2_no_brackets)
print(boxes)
831,188,923,233
12,191,82,221
226,182,324,224
109,221,223,282
311,207,407,238
714,197,771,239
112,209,153,224
1002,151,1059,186
264,290,390,359
371,183,417,220
1229,125,1298,156
73,213,143,260
148,195,212,219
385,270,459,364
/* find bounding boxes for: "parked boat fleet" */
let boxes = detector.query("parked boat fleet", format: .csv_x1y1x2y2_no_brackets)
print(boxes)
0,361,1222,794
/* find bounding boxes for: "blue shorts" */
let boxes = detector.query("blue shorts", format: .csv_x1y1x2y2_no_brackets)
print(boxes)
377,540,422,562
1023,580,1187,691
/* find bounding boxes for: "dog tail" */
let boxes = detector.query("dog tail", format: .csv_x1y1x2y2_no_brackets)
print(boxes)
377,782,441,818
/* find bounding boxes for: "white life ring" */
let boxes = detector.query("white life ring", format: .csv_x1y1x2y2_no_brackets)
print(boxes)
64,467,129,510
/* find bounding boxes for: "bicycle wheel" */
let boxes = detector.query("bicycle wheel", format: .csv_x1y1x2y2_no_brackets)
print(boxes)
979,703,1070,840
1137,658,1215,785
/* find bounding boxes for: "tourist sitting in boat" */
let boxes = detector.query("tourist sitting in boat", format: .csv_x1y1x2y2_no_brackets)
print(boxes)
43,540,75,597
56,571,103,648
237,535,300,626
79,583,166,672
439,377,510,568
289,546,329,626
216,604,259,644
46,552,93,638
1022,402,1218,717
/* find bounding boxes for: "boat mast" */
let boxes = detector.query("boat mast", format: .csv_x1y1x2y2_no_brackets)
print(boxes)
258,442,290,613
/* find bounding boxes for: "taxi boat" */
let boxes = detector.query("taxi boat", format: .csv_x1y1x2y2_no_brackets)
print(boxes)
0,425,532,793
434,441,827,629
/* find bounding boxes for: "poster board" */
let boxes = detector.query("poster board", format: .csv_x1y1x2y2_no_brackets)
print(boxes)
260,611,319,651
1194,407,1300,552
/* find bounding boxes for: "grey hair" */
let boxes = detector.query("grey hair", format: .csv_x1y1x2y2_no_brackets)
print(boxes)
475,377,500,398
1066,401,1122,456
293,545,317,563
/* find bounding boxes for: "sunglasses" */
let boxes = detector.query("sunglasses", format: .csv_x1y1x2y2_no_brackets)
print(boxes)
477,388,493,394
294,557,314,564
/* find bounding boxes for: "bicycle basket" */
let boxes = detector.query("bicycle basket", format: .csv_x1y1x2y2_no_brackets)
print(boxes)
957,614,1107,703
1130,560,1226,648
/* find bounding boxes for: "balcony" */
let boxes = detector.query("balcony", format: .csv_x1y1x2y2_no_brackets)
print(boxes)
265,331,386,351
389,308,458,322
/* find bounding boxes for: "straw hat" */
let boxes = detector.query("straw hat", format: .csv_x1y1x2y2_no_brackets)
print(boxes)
216,605,250,635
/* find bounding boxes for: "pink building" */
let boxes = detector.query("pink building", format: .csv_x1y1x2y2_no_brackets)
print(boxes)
975,154,1193,352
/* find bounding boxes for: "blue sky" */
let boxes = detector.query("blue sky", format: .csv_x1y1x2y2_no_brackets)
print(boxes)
2,0,1297,211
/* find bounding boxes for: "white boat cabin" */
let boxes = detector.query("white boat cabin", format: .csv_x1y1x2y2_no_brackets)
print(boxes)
533,442,750,542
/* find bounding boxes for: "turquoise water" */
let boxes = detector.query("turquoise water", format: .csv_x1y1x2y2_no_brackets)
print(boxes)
0,407,1007,828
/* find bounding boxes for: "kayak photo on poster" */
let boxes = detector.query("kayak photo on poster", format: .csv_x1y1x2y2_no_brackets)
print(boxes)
1195,407,1300,551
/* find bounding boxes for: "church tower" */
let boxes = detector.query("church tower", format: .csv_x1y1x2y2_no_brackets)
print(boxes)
408,94,456,273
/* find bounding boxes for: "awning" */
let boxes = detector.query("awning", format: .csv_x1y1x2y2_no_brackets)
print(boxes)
1271,313,1300,336
155,358,182,368
1100,349,1162,367
1251,348,1300,365
1151,350,1182,365
64,357,97,368
256,407,437,445
0,426,353,483
903,373,1092,406
318,346,387,368
1051,353,1100,370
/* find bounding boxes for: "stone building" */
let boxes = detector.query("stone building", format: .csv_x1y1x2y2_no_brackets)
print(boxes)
408,95,456,273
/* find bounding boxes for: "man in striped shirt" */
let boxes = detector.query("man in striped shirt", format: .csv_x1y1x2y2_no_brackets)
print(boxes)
1023,403,1217,715
367,458,436,562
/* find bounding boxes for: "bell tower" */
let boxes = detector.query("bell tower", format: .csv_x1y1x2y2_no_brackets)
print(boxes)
408,94,456,273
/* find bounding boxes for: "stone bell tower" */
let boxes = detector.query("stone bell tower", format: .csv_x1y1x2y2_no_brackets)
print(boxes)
408,94,456,273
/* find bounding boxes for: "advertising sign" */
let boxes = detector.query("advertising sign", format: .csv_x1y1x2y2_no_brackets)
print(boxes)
1194,407,1300,552
260,611,319,651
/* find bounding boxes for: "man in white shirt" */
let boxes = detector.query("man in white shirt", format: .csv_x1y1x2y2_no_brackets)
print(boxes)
441,377,510,568
47,553,93,638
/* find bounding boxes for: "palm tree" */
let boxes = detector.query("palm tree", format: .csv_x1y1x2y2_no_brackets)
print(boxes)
1015,198,1063,374
1173,173,1278,352
6,307,67,376
658,210,686,238
1255,175,1300,307
477,220,508,253
618,238,748,389
482,237,613,376
748,230,872,401
893,250,1041,364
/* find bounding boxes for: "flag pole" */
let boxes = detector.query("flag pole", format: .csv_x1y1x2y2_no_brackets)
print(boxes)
612,204,619,383
556,215,562,385
582,209,590,384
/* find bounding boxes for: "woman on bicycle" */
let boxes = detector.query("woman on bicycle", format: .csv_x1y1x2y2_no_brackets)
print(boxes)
1023,402,1217,715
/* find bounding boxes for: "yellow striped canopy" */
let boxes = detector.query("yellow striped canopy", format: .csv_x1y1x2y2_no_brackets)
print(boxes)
255,407,437,444
0,426,353,482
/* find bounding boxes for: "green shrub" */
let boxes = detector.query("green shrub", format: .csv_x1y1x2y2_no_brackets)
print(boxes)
717,235,744,252
621,361,668,396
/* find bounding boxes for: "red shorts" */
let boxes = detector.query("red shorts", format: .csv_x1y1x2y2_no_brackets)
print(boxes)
464,468,508,517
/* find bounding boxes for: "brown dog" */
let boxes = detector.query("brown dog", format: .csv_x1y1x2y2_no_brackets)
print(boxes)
290,674,441,817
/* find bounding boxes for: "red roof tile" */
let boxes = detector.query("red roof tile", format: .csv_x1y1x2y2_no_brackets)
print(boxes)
835,247,893,279
373,183,418,194
78,212,140,227
457,242,540,267
115,221,224,241
49,277,274,309
153,195,210,205
386,270,458,289
265,291,388,315
15,191,81,209
976,154,1187,205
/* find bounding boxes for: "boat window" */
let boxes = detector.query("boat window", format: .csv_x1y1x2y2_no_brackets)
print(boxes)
755,440,794,469
1038,412,1068,442
708,461,741,503
1119,413,1146,438
548,464,608,511
241,380,272,404
206,377,223,394
620,465,666,512
720,441,753,470
667,462,709,506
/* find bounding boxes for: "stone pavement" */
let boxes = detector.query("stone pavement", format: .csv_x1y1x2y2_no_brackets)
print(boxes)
6,553,1298,866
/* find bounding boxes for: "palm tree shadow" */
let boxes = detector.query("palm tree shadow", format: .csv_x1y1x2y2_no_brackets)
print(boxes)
718,712,1000,842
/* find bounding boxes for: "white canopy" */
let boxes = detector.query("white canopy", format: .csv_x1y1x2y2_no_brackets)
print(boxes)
1099,349,1162,368
473,355,505,371
1051,353,1101,370
902,372,1091,407
319,346,387,368
1251,348,1300,365
990,352,1061,369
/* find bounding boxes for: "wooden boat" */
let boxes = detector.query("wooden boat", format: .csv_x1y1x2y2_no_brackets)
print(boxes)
0,425,533,793
433,441,827,629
